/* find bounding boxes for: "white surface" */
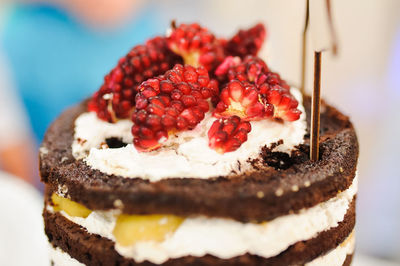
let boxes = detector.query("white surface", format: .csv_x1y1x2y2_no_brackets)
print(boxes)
49,245,84,266
0,172,48,266
309,0,332,52
71,88,306,181
51,176,357,264
353,255,400,266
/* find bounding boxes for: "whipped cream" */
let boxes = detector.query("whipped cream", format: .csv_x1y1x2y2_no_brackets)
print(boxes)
47,233,354,266
306,231,355,266
72,88,306,181
50,175,357,264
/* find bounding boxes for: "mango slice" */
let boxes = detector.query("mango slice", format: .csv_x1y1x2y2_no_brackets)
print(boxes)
113,214,184,246
51,193,92,218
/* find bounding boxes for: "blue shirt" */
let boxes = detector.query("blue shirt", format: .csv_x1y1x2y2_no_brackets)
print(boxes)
1,4,161,143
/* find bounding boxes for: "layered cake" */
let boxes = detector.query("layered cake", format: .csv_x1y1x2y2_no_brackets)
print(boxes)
40,22,358,265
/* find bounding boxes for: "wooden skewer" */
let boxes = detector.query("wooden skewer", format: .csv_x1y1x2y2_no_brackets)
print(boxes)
300,0,310,94
171,20,177,30
310,51,322,161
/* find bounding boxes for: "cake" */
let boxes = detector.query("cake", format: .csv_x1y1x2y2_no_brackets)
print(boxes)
40,22,358,266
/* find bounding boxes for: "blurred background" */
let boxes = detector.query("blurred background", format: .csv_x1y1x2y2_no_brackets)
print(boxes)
0,0,399,265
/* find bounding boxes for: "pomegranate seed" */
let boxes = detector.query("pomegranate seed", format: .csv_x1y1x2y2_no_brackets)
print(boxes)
181,95,196,107
161,115,176,129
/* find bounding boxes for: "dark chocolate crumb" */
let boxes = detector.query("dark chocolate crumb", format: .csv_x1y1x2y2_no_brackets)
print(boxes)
105,137,128,149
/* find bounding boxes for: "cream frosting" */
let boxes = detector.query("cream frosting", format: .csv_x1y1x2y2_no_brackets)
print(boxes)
49,175,357,264
305,231,355,266
47,232,354,266
72,88,306,181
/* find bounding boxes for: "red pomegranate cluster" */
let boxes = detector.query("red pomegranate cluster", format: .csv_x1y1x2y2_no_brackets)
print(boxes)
88,37,182,122
89,22,302,153
224,23,266,58
214,56,301,122
131,65,218,151
167,23,225,72
208,116,252,154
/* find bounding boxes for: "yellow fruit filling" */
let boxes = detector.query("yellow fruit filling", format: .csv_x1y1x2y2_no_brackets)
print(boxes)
113,214,184,246
51,193,92,218
51,193,184,246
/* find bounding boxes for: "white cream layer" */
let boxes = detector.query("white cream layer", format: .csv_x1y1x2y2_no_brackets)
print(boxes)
49,175,357,264
306,231,355,266
72,88,307,181
48,233,354,266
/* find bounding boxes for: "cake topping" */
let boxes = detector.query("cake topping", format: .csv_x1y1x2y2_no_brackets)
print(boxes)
88,37,182,122
167,22,225,71
214,80,271,120
215,56,301,122
215,55,269,84
208,116,251,153
88,22,269,123
131,64,218,151
266,85,302,121
224,23,267,58
87,22,303,156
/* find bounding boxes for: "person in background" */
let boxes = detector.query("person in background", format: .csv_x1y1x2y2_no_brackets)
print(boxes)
0,0,162,185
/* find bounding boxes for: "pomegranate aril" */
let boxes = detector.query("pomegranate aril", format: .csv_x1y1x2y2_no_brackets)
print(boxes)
161,115,176,129
170,101,184,113
171,89,183,100
197,100,210,112
266,87,301,121
139,126,155,139
134,138,161,152
282,108,302,122
180,109,197,127
176,116,188,130
177,83,191,94
215,56,240,76
160,80,174,93
146,115,162,131
246,102,267,118
266,87,282,106
147,104,164,116
236,121,252,132
181,95,197,107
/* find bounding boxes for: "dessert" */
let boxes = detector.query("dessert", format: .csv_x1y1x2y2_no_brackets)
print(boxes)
40,22,358,265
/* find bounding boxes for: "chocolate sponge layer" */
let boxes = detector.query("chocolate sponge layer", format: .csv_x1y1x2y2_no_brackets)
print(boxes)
40,96,358,222
44,198,355,266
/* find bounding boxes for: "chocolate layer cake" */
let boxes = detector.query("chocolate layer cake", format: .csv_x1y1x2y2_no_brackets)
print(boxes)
40,23,358,265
